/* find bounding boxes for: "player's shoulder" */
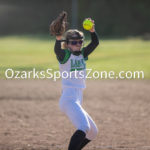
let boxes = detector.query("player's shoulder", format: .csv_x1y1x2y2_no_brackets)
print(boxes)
58,49,71,64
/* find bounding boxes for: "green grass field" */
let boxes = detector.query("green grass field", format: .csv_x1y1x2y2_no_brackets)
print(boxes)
0,35,150,79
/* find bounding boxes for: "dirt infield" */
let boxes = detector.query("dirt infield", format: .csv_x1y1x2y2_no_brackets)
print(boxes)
0,79,150,150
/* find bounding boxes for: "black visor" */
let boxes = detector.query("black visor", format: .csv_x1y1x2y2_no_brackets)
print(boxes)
67,32,84,41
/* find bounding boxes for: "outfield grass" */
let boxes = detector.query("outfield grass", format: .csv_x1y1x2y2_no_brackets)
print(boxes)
0,35,150,79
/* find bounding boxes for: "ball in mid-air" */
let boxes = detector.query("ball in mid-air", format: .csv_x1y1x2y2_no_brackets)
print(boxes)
83,19,93,30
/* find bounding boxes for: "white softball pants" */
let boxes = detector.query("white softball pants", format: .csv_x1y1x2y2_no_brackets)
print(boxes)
59,87,98,140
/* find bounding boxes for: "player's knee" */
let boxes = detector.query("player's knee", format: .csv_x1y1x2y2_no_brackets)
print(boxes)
87,125,98,140
91,125,99,140
92,125,98,138
85,125,91,133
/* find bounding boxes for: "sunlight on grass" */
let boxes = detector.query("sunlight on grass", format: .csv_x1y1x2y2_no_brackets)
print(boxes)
0,35,150,79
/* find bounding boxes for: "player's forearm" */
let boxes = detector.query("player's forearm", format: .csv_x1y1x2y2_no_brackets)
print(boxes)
83,32,99,58
54,40,61,54
54,35,63,54
54,40,66,61
90,32,99,46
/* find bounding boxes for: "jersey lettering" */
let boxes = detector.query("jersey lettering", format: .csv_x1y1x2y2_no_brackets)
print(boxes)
70,58,85,71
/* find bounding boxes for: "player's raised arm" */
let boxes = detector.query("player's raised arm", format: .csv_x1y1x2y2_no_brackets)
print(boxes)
82,18,99,58
49,11,68,62
54,35,66,62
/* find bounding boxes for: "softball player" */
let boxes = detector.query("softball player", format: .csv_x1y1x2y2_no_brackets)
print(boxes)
53,17,99,150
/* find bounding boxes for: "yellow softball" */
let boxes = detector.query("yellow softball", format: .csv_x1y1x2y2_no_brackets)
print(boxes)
83,19,93,30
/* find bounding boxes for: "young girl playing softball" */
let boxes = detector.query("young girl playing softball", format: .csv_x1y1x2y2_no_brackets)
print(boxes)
50,12,99,150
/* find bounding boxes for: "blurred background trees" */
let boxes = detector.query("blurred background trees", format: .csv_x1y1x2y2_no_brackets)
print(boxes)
0,0,149,37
